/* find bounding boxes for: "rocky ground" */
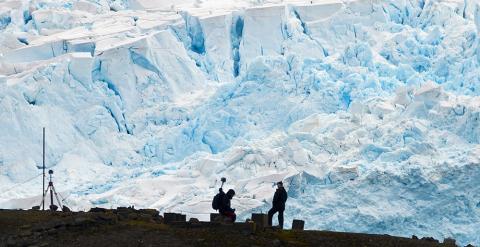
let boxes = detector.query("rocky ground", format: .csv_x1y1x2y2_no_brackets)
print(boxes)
0,208,460,247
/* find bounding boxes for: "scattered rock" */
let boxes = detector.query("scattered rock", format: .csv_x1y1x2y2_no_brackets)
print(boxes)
52,220,68,229
292,219,305,230
210,213,220,222
116,207,136,220
139,213,154,222
164,213,186,224
189,218,200,223
443,238,456,247
46,228,57,235
19,224,31,230
6,237,16,246
251,213,268,229
89,207,108,213
138,209,159,217
62,206,71,212
421,237,439,243
272,239,281,247
127,213,139,220
95,213,118,224
73,217,95,227
19,230,32,237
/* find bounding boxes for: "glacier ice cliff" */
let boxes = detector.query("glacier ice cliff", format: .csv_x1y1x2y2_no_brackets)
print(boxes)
0,0,480,245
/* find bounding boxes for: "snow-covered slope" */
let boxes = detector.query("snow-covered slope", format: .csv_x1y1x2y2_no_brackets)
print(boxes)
1,0,480,245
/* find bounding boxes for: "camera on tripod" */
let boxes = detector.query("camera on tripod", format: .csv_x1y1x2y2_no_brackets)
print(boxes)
218,177,227,193
32,128,70,212
35,168,70,212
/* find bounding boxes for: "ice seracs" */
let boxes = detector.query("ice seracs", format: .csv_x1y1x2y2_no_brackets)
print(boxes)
0,0,479,246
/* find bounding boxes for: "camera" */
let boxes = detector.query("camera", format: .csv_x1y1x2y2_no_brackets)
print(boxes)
48,170,54,175
221,177,226,183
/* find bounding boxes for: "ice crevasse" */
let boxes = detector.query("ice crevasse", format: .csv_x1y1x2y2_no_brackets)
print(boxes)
0,0,480,245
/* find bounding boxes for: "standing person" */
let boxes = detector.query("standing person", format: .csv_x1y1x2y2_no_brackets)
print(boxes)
219,189,236,222
268,181,288,229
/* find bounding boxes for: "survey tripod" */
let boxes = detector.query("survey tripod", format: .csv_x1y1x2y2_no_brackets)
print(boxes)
39,169,63,211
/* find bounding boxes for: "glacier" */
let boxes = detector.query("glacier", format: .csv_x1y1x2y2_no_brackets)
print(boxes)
0,0,480,245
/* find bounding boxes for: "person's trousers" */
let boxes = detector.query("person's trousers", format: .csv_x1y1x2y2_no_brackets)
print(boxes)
268,207,284,229
222,211,236,222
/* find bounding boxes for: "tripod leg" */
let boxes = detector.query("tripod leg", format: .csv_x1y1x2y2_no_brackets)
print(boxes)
52,186,63,209
39,187,50,208
50,187,54,210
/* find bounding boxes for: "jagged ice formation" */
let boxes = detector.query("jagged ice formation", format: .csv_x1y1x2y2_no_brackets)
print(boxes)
0,0,480,245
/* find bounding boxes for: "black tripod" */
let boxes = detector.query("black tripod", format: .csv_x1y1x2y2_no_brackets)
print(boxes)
39,170,63,211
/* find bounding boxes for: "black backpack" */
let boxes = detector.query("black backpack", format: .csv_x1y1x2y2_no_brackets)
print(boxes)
212,189,225,210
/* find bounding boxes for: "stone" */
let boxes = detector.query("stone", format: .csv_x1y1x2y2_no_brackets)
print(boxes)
89,207,108,213
210,213,220,222
138,209,159,217
116,207,135,214
140,213,154,221
292,220,304,230
52,221,67,229
442,238,456,247
116,207,136,220
19,224,31,230
272,239,281,247
95,214,118,224
421,237,439,243
19,230,32,237
164,213,177,224
47,228,57,235
176,214,186,222
163,213,186,223
6,237,16,246
189,218,200,223
62,206,71,212
153,215,164,223
251,213,268,229
128,213,139,220
73,217,95,227
210,214,231,223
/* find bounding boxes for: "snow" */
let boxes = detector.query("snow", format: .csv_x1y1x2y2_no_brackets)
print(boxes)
1,0,480,245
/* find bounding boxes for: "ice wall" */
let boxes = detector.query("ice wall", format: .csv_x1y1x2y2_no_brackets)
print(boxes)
0,0,479,245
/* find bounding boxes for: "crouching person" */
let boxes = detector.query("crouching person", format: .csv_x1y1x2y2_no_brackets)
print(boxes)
219,189,236,222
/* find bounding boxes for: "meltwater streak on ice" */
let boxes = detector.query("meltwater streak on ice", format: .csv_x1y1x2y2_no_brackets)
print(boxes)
0,0,480,245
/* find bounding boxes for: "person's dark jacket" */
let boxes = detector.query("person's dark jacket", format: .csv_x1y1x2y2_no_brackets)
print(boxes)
219,193,234,214
272,187,288,210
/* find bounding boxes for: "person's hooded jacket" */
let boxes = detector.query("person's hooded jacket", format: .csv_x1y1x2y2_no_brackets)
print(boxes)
272,186,288,210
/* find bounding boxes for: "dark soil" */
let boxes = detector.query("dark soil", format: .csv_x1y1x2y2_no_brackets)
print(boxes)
0,209,457,247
